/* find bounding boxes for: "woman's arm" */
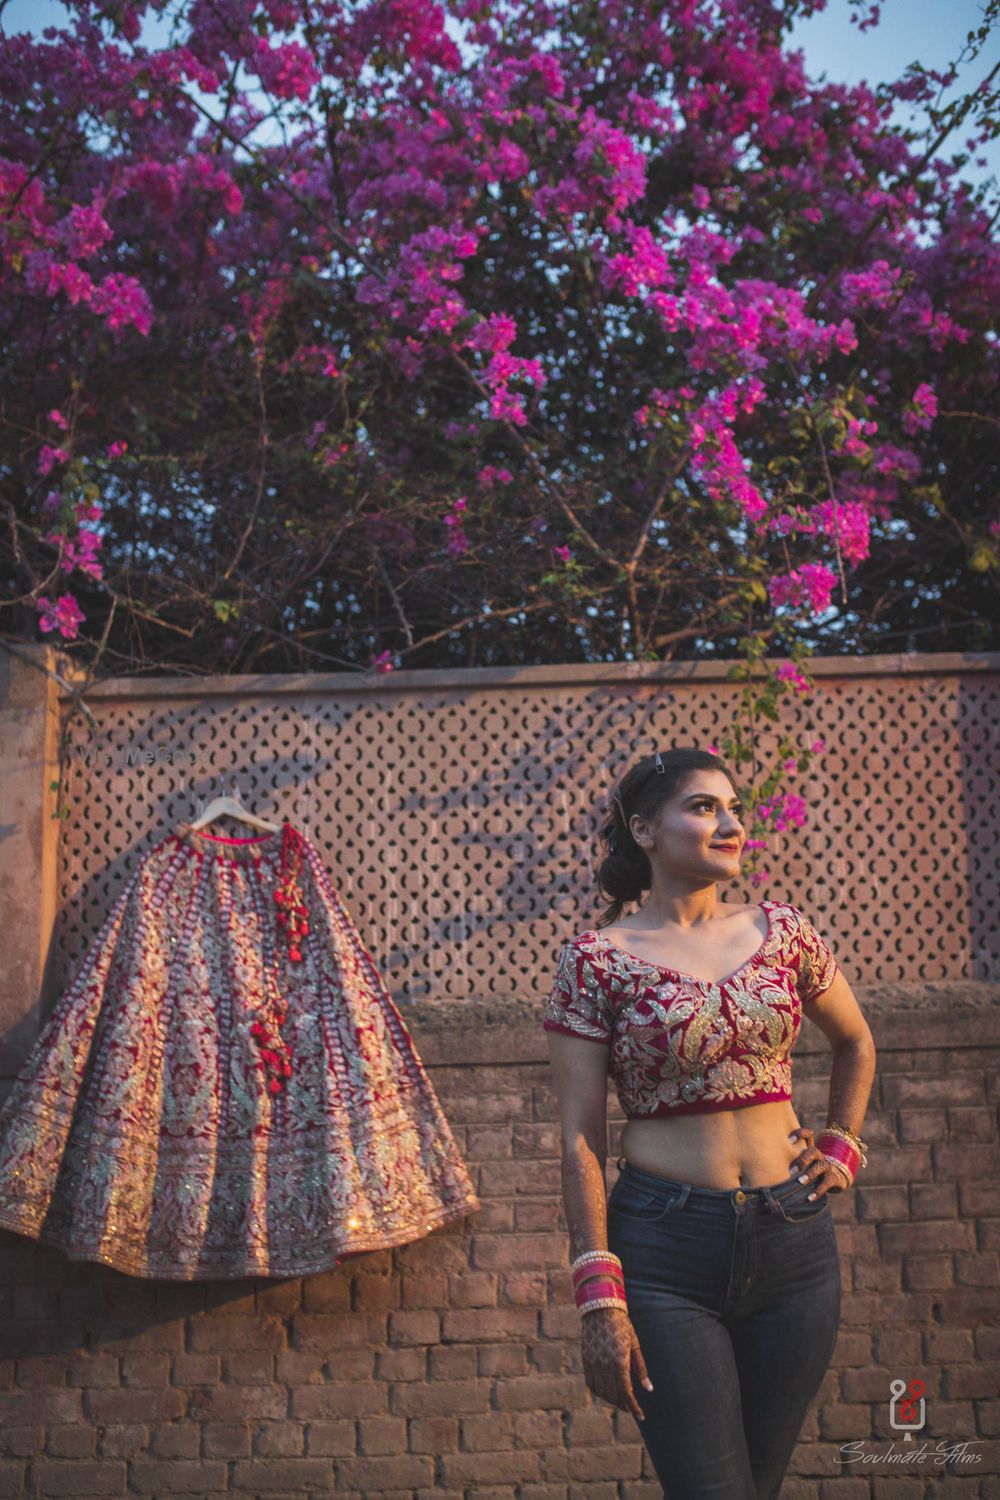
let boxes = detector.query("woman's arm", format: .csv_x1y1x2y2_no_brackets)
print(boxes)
795,967,877,1194
546,1030,612,1260
546,1031,652,1418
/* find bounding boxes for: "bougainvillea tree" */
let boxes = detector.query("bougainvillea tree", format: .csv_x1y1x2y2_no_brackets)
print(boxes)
1,0,998,868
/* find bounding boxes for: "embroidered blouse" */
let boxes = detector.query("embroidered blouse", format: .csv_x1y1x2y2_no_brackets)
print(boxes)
542,901,839,1119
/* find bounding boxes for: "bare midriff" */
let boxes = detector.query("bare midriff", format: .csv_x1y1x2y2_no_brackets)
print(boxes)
620,1099,805,1190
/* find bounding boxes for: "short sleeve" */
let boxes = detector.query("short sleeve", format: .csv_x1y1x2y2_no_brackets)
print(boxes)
542,940,614,1046
788,906,839,1002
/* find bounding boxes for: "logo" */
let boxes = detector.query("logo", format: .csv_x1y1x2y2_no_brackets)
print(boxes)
838,1379,983,1468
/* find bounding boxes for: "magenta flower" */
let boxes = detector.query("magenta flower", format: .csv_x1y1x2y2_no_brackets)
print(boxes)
38,445,69,476
36,594,86,639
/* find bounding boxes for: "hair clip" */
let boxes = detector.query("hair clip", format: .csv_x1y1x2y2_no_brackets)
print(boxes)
654,752,665,774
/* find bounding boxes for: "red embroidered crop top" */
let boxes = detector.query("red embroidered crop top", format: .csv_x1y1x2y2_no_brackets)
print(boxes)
542,901,839,1119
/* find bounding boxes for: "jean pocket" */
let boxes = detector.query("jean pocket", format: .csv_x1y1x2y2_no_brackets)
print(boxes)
773,1179,831,1224
607,1181,682,1224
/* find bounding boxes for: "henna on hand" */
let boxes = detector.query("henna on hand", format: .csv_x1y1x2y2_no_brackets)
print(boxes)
788,1126,851,1197
580,1305,652,1421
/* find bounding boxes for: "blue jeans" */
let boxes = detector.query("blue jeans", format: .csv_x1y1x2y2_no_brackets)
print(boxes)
606,1156,842,1500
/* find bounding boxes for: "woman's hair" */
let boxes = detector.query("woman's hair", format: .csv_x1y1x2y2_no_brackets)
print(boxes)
595,747,742,929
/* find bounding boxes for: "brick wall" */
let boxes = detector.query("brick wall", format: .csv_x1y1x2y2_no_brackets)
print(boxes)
1,985,998,1499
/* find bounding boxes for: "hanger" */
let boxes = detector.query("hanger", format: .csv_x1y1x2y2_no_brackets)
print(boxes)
188,775,280,834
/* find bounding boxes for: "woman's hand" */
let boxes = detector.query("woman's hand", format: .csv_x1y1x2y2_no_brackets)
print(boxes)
580,1305,652,1421
789,1126,852,1198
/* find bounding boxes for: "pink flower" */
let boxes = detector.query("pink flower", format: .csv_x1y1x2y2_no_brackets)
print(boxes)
902,382,938,433
38,445,69,476
255,39,320,102
768,563,837,616
36,594,86,639
47,409,68,430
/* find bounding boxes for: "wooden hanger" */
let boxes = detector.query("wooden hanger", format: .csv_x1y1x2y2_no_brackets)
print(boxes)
188,776,280,834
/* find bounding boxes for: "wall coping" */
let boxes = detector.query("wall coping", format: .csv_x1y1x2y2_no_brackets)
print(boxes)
35,643,1000,702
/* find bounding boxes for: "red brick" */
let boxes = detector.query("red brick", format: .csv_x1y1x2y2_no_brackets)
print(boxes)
947,1108,997,1141
29,1460,125,1495
290,1383,385,1419
65,1355,120,1388
188,1317,285,1353
933,1144,1000,1178
96,1425,146,1458
0,1390,81,1424
303,1420,354,1456
944,1363,1000,1399
331,1455,435,1489
410,1415,460,1454
883,1077,985,1107
230,1458,333,1490
85,1387,185,1423
910,1182,959,1217
274,1351,326,1384
252,1421,305,1456
290,1313,381,1351
386,1309,441,1346
149,1422,200,1459
128,1459,228,1492
201,1422,250,1459
0,1426,42,1459
440,1449,544,1485
375,1346,426,1381
959,1183,1000,1215
882,1222,974,1254
390,1378,492,1418
170,1353,220,1385
903,1255,953,1290
45,1423,96,1458
187,1385,287,1421
87,1320,184,1353
221,1351,274,1385
254,1278,301,1314
934,1289,1000,1326
299,1271,351,1313
441,1307,537,1342
120,1352,170,1387
898,1109,948,1143
357,1416,407,1455
14,1357,67,1387
428,1344,477,1380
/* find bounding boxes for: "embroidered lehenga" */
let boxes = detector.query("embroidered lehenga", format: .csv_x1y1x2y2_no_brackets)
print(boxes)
0,821,480,1279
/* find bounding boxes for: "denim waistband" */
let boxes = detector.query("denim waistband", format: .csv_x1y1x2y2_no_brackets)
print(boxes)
616,1155,809,1206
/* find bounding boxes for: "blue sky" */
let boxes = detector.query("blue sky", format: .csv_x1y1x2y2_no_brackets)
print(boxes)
4,0,998,197
787,1,999,194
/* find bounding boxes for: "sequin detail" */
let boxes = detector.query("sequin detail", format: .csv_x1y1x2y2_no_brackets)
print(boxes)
542,902,838,1119
0,824,480,1279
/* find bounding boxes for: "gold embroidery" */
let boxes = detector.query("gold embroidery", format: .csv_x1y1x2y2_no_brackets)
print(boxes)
543,903,837,1118
0,827,480,1279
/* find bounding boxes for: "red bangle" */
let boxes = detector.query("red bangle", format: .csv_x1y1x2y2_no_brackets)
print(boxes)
817,1132,859,1183
576,1280,628,1314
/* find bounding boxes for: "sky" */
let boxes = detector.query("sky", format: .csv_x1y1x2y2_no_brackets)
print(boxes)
786,0,999,194
3,0,998,198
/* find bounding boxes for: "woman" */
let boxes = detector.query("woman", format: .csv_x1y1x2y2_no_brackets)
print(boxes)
543,747,876,1500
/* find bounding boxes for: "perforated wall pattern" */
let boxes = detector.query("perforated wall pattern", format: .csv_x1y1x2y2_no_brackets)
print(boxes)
48,655,1000,1002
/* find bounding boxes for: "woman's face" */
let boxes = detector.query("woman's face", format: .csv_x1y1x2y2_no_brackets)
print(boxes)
630,770,745,877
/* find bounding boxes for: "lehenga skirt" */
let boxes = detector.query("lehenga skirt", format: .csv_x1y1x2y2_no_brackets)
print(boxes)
0,820,480,1279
